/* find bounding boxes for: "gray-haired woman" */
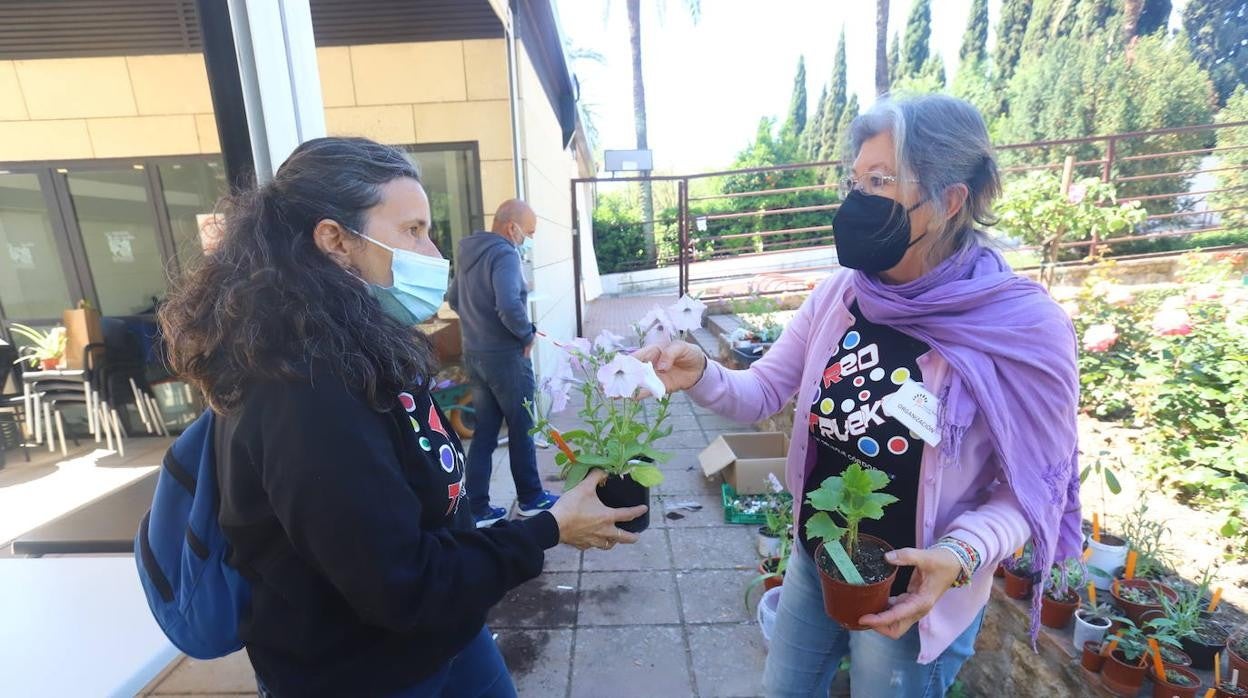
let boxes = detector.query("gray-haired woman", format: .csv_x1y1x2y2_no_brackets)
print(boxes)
638,94,1081,696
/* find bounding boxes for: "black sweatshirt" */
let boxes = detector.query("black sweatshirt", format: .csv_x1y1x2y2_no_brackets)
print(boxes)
215,362,559,696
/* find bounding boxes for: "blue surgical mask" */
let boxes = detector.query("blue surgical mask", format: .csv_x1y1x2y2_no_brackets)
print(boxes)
352,230,449,324
511,224,534,254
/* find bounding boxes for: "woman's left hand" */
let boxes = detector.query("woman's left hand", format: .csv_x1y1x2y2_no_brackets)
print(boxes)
858,547,964,639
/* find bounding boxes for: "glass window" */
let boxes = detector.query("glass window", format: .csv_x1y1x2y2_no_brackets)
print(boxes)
404,146,484,264
158,159,227,274
0,172,72,319
66,168,167,316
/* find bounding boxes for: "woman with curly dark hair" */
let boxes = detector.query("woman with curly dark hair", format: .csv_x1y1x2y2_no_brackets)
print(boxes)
159,137,644,697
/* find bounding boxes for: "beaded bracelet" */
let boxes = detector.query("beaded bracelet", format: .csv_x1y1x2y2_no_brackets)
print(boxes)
932,536,981,588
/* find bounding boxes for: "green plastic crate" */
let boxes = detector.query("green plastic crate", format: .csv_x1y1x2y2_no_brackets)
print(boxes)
721,483,791,525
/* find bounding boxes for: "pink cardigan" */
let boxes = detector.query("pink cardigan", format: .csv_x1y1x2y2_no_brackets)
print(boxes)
689,270,1030,663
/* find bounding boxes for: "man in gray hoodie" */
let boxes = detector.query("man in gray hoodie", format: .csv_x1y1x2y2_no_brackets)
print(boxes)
448,199,558,527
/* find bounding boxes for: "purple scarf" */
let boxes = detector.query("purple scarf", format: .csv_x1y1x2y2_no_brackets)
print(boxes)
853,243,1082,642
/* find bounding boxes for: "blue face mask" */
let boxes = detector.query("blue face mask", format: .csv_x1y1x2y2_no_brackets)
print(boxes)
511,224,534,254
352,230,449,325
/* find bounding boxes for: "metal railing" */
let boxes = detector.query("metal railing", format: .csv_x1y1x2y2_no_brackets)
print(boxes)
569,120,1248,318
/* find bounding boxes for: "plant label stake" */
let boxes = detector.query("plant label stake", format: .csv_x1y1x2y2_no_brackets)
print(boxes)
1233,669,1240,688
1014,546,1024,559
1209,587,1223,613
1204,689,1216,698
549,429,577,464
825,539,865,585
1088,583,1097,606
1102,629,1124,657
1215,653,1222,687
1149,638,1165,680
1092,513,1101,542
1125,550,1138,580
1082,546,1093,562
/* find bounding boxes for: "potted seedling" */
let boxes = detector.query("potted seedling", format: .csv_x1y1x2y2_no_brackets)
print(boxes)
756,473,793,558
1119,500,1173,581
1074,584,1115,653
1150,665,1202,698
804,462,899,630
1185,617,1233,672
1002,543,1038,600
746,532,792,610
9,323,67,370
1101,625,1155,697
527,329,678,533
1042,558,1085,629
1113,579,1180,625
1229,626,1248,689
1083,638,1108,673
1216,658,1248,698
1081,447,1128,590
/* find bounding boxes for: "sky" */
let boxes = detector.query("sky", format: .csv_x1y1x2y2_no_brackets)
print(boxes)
552,0,1188,174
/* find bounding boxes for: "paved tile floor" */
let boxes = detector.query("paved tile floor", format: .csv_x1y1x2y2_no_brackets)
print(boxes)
146,392,781,696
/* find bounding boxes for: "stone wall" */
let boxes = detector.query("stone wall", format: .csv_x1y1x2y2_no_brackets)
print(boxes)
960,583,1104,697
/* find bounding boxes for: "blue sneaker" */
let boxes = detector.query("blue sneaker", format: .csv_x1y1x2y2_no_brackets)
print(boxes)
474,505,508,529
517,491,559,518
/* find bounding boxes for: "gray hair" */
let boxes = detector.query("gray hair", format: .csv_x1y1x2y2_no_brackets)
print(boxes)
847,94,1001,265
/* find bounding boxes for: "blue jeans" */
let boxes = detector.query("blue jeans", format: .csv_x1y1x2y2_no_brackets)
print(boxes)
257,626,516,698
763,545,984,697
464,350,543,513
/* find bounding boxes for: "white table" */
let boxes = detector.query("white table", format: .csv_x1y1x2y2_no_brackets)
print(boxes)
0,556,180,697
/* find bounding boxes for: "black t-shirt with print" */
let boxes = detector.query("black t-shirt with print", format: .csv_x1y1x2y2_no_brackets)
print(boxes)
215,360,558,696
801,301,928,596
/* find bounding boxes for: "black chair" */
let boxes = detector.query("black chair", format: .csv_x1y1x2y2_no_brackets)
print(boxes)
0,344,30,465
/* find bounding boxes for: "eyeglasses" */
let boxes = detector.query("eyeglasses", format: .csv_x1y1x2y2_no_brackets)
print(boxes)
838,172,916,198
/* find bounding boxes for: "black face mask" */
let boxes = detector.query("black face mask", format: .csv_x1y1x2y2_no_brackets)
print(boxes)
832,189,927,272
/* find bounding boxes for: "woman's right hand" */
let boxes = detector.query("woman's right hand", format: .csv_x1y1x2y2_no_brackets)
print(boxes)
632,341,708,393
548,469,648,550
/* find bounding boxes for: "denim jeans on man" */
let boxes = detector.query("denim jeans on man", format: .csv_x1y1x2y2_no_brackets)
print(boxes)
257,626,515,698
763,545,984,697
464,350,544,514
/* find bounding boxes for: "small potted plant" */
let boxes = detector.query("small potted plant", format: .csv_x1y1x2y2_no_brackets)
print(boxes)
1082,639,1108,673
9,323,67,370
804,462,899,630
1081,447,1128,589
1112,579,1180,625
1158,643,1193,669
1217,672,1248,698
1074,594,1114,653
1182,617,1232,671
1119,500,1173,581
1042,558,1084,629
756,473,793,558
1151,665,1202,698
1229,626,1248,689
1001,543,1037,600
527,331,674,533
1101,625,1155,697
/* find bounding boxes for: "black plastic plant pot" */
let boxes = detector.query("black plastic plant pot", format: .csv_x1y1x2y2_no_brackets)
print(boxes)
730,344,768,366
1181,620,1230,671
598,473,651,533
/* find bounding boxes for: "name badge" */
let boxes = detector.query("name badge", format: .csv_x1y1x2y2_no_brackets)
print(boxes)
881,379,941,446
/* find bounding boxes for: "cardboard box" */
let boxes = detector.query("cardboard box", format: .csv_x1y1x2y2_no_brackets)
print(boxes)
62,307,103,369
699,432,790,494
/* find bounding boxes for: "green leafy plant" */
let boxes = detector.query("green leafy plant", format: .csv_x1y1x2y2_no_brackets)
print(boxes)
729,294,784,344
527,339,669,489
1003,541,1036,576
9,323,67,367
995,173,1146,287
1162,668,1196,686
1047,558,1085,601
1117,500,1172,579
804,462,899,560
1115,621,1182,664
1079,442,1123,514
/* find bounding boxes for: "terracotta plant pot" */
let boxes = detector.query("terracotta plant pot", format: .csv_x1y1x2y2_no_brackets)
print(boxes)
597,473,650,533
1112,579,1179,625
1101,649,1148,697
1151,666,1202,698
813,535,897,631
1217,684,1248,698
994,563,1005,578
758,558,783,592
1002,567,1034,600
1229,638,1248,689
1073,609,1111,653
1041,590,1080,629
1086,534,1129,590
1082,641,1106,672
1182,620,1230,671
40,357,58,371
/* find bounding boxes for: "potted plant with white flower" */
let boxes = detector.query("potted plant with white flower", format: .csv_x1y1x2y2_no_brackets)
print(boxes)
528,296,707,533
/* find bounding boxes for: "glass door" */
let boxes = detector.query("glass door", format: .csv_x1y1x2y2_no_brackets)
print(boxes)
63,166,170,316
0,171,75,321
